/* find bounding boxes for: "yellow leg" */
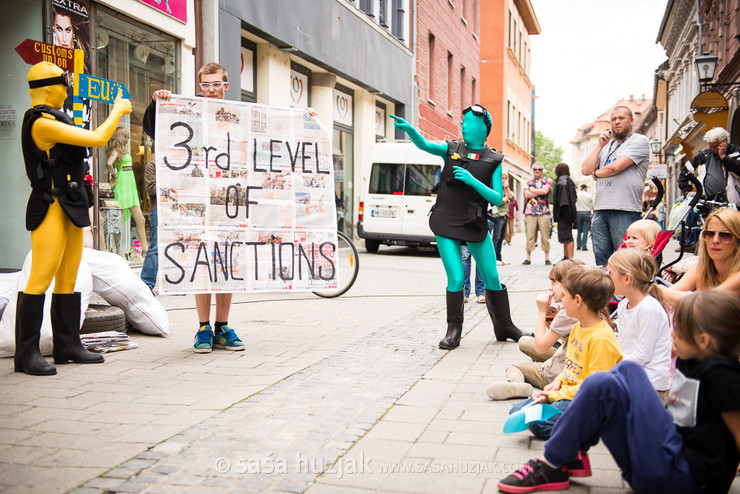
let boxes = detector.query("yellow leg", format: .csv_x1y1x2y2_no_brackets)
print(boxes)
25,201,83,295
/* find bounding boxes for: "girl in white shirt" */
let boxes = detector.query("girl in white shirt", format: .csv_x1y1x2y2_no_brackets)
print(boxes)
608,248,672,403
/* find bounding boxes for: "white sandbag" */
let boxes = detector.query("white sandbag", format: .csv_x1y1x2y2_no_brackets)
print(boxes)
83,248,169,337
0,252,93,358
0,271,22,321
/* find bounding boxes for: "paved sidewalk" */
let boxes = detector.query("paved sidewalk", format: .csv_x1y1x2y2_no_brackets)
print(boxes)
1,230,737,493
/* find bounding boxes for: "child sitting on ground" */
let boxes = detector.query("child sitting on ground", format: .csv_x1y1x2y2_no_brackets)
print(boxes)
497,290,740,494
505,266,623,440
486,259,582,400
608,248,672,404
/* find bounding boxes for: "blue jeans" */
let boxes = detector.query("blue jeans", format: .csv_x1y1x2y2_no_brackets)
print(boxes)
491,215,507,262
543,361,699,493
591,210,641,266
509,397,572,440
461,245,484,297
576,211,591,250
141,209,158,289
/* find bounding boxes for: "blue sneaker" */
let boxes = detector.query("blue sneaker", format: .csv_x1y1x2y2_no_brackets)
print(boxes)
193,325,213,353
213,325,245,351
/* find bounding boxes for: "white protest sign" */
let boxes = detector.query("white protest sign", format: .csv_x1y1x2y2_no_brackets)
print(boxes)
154,96,338,294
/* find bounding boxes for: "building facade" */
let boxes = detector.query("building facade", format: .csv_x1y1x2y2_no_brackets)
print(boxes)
413,0,481,141
479,0,539,220
698,0,740,141
214,0,415,237
1,0,195,268
648,0,740,210
656,0,702,207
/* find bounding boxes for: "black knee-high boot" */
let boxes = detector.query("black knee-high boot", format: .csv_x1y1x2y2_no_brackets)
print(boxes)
439,290,465,350
51,292,104,365
14,292,56,375
485,285,525,342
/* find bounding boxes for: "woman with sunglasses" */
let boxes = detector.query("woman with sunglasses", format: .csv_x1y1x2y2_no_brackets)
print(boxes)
14,62,131,376
391,105,524,349
660,208,740,307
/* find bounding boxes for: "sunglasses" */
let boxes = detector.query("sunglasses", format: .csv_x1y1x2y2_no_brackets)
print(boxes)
701,229,735,243
463,105,489,118
199,81,227,90
28,71,73,89
533,168,543,171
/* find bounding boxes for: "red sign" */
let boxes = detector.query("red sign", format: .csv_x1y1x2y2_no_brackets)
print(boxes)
137,0,187,23
15,39,75,71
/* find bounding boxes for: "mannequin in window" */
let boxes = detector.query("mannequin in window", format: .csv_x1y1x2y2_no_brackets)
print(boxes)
106,127,149,258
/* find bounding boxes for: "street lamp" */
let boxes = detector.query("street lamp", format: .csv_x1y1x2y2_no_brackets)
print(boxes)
695,53,718,85
650,139,662,156
694,53,740,90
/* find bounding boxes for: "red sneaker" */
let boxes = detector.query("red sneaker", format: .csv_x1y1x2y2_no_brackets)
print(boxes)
497,459,570,493
566,450,592,478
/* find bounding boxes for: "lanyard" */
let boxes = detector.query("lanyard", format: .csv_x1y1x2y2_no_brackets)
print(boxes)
603,132,633,166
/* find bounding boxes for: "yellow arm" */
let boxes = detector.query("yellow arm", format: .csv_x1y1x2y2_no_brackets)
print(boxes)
31,90,131,152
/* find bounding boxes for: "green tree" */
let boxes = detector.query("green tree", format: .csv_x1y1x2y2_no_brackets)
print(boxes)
533,131,564,180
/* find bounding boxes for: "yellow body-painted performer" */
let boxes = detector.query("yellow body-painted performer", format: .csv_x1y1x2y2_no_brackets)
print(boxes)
16,61,131,376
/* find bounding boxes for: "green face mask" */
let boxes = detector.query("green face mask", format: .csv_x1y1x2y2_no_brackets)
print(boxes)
461,105,490,149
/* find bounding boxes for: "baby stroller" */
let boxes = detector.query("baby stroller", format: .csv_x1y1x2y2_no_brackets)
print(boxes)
608,177,697,315
616,177,676,261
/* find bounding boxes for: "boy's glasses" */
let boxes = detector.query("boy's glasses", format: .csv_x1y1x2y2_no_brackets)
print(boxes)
199,82,226,90
701,229,735,243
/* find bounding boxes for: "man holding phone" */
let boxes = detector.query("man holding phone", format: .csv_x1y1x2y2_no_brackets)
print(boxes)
678,127,740,202
581,106,650,266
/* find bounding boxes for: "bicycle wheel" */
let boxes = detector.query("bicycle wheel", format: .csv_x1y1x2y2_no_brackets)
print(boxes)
313,231,360,298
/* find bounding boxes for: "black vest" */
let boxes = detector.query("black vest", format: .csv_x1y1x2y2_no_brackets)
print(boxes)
21,105,91,230
428,140,503,243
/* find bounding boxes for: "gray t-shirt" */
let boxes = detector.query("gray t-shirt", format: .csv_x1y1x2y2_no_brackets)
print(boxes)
594,133,650,212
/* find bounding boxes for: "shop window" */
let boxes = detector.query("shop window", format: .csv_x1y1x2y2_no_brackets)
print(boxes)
95,7,177,257
241,38,256,102
375,102,386,141
333,126,354,235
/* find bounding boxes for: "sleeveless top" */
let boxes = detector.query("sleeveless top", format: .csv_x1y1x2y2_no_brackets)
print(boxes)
21,105,91,230
428,140,503,242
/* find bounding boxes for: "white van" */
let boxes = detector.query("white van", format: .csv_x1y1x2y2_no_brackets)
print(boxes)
357,142,442,252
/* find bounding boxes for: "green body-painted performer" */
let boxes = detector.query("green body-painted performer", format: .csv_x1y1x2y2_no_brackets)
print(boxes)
391,105,524,349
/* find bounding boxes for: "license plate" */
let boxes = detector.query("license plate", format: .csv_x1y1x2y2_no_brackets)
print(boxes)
371,209,397,218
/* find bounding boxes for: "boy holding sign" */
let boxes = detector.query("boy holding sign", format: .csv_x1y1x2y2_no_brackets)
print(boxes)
143,63,245,354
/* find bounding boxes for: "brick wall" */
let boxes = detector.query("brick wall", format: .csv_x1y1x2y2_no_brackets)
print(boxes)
415,0,481,141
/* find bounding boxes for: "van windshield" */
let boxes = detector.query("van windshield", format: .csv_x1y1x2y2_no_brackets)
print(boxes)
369,163,439,196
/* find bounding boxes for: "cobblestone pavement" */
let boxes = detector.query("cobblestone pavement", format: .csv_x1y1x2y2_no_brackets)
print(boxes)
1,232,738,493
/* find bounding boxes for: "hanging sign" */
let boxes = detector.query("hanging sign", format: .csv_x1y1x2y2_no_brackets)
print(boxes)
14,39,75,71
77,74,130,103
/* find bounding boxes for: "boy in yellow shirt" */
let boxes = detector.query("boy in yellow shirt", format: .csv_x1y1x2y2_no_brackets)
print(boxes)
507,265,622,439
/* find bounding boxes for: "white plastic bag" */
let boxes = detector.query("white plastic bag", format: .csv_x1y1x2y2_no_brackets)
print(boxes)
727,172,740,206
666,194,695,232
82,248,169,337
0,252,93,358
